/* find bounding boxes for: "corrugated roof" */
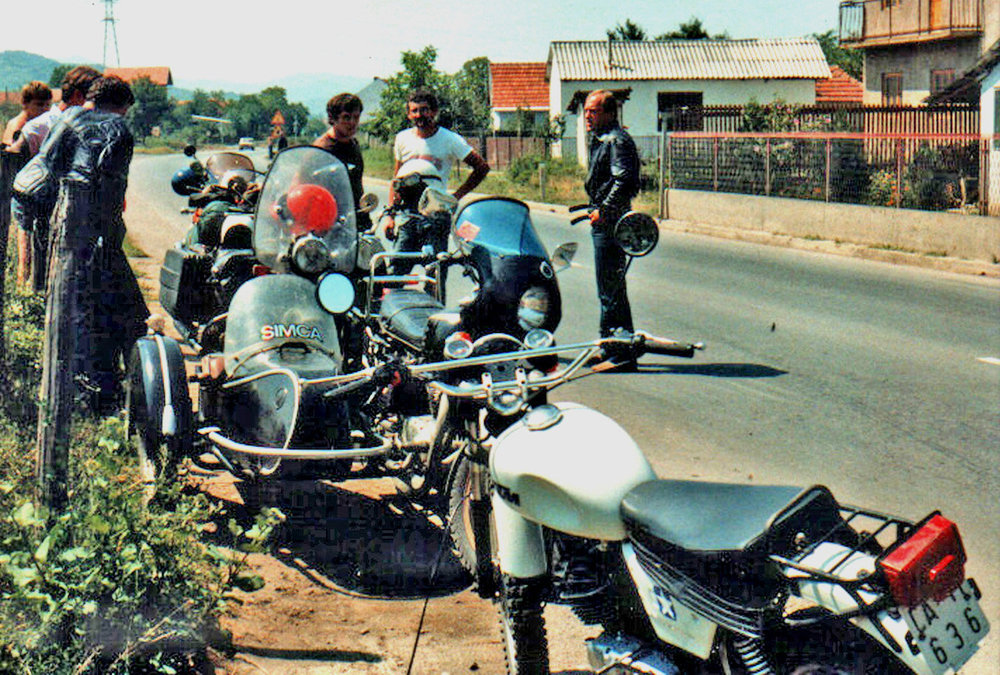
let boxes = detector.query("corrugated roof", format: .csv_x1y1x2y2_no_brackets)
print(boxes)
490,62,549,110
815,66,864,103
104,67,173,86
548,38,831,81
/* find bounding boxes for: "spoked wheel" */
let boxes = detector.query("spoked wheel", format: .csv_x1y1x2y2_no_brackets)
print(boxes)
446,454,497,598
498,574,549,675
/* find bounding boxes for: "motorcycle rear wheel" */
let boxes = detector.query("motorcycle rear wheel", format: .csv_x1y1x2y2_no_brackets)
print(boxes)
126,352,180,505
722,617,910,674
498,574,549,675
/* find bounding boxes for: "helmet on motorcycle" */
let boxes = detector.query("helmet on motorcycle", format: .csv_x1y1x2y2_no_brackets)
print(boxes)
395,158,441,186
285,183,338,235
171,167,203,196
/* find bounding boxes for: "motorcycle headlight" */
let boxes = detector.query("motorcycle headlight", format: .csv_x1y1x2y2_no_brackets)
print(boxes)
291,235,330,275
518,286,550,331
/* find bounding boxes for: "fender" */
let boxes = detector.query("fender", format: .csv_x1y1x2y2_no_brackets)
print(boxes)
492,492,547,578
130,335,192,452
790,542,977,675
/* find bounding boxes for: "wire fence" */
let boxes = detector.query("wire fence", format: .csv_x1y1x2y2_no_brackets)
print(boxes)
664,132,990,214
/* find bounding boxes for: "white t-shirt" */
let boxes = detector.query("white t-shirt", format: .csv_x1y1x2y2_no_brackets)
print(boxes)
21,105,63,156
393,126,473,190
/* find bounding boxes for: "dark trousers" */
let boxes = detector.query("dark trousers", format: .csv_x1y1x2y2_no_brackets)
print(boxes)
591,225,633,338
392,215,450,301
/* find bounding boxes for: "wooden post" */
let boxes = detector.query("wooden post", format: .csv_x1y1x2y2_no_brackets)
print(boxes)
895,138,904,207
713,137,719,191
825,138,832,202
36,182,93,511
0,152,22,370
765,138,772,197
538,162,547,202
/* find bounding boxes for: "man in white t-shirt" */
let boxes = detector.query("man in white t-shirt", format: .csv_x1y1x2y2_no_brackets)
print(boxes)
382,90,489,256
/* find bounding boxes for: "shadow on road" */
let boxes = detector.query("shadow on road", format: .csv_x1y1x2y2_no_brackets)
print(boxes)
638,362,787,378
233,479,471,600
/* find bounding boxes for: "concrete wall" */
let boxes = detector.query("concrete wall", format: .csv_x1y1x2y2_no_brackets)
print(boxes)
666,189,1000,262
549,76,816,163
862,37,981,104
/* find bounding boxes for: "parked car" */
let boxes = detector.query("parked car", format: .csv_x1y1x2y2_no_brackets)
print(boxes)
237,137,254,151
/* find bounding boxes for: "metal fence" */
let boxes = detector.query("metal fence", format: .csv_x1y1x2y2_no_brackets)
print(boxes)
664,132,991,214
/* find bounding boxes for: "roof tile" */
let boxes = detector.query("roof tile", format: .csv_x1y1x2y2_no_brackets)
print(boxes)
490,62,548,110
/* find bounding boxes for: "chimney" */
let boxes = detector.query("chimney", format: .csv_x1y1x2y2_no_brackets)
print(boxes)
607,37,613,67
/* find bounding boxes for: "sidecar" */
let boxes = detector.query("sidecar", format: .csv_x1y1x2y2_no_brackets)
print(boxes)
130,147,392,507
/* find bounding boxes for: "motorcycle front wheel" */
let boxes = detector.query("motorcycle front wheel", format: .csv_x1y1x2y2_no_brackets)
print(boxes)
446,454,497,598
498,574,549,675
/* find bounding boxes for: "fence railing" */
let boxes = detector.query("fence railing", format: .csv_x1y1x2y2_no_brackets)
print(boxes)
839,0,983,45
663,131,990,215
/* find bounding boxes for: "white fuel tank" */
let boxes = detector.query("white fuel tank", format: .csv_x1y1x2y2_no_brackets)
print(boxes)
490,402,656,541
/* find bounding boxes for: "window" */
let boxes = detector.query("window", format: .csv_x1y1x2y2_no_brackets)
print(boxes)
657,92,703,131
930,69,956,95
881,73,903,106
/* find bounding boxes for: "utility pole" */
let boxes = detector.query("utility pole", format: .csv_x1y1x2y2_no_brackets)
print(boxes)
102,0,120,68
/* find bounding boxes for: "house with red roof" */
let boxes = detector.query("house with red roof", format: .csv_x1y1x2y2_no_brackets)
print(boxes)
103,66,173,86
489,62,549,132
814,66,863,106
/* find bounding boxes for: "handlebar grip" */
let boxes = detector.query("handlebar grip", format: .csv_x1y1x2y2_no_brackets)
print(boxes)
640,335,702,359
568,203,591,213
570,215,590,226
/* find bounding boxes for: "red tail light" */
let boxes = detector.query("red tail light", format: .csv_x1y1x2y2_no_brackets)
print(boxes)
252,264,271,277
879,513,966,607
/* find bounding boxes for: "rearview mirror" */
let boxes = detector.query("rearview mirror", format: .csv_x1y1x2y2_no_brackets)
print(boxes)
358,192,379,214
551,242,578,273
614,212,659,257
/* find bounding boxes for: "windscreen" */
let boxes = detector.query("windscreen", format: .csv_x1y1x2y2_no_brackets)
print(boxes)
253,146,357,273
205,152,255,182
453,198,548,260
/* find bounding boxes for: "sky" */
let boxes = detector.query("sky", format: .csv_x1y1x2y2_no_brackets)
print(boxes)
2,0,843,87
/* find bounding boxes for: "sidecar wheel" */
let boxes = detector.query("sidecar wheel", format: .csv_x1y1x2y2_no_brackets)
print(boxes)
126,337,193,504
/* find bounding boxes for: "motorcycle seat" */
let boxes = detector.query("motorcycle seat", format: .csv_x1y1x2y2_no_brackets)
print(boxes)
379,289,444,350
621,479,842,557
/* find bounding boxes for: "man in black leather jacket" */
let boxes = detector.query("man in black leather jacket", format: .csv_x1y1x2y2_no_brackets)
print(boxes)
583,90,639,363
30,75,148,414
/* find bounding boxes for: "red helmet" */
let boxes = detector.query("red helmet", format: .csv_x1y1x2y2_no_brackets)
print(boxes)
285,183,338,235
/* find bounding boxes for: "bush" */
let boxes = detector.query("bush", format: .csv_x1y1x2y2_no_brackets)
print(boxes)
0,273,280,673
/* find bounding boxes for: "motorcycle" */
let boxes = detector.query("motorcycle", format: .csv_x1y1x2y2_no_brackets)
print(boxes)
130,146,386,507
421,337,991,674
350,168,578,504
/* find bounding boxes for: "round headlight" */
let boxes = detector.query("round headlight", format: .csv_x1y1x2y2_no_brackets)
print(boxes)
518,286,550,331
292,235,330,275
443,332,474,360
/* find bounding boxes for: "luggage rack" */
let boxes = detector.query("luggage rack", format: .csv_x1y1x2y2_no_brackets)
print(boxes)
770,504,919,652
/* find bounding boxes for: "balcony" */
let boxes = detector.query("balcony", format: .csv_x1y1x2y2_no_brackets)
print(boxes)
839,0,982,47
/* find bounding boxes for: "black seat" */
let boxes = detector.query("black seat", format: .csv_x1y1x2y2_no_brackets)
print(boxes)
379,289,444,350
621,479,841,556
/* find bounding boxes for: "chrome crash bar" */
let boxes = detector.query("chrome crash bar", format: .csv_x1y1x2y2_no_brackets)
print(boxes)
198,426,392,460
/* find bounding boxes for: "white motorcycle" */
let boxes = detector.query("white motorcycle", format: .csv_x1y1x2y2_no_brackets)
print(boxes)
421,335,990,675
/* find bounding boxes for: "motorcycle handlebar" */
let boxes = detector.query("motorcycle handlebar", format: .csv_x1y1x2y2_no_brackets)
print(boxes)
632,331,703,359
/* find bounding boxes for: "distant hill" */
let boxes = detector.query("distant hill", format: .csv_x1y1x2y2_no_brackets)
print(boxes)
0,51,63,91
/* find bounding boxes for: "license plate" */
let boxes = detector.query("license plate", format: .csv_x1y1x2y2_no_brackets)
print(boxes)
898,578,989,674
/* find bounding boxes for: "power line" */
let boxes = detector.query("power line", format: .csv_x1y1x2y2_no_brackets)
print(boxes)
102,0,120,68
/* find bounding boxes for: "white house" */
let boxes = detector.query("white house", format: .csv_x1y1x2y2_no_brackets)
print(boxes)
489,62,549,132
546,38,831,163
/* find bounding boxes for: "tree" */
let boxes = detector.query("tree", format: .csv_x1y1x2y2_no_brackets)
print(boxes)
606,20,647,41
655,17,729,40
125,77,172,140
444,57,491,133
49,64,73,88
367,46,448,142
812,30,863,80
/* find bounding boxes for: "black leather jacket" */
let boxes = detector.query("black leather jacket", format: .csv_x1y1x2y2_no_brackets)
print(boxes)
36,106,134,246
584,123,639,226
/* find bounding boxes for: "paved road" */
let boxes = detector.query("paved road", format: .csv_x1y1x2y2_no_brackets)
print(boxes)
127,152,1000,673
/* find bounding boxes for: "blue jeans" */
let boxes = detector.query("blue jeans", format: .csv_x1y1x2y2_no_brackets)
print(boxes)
592,225,633,338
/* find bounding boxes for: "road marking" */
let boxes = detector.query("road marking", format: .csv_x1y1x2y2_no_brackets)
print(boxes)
977,357,1000,366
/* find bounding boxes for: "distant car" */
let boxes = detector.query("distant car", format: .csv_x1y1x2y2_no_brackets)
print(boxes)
238,137,254,151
